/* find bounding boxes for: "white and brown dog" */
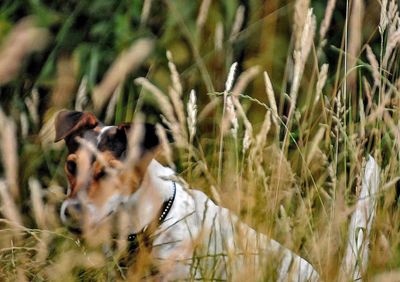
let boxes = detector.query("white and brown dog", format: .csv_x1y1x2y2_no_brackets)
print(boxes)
55,110,319,281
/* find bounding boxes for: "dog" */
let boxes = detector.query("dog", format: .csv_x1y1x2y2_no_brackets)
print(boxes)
55,110,319,281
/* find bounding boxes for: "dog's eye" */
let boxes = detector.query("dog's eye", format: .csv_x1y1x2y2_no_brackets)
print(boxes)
94,169,106,180
66,160,77,175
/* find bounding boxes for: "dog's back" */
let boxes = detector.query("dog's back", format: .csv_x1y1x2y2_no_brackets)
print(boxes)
146,163,319,281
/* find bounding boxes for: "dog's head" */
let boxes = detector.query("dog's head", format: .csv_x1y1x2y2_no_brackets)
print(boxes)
55,110,160,232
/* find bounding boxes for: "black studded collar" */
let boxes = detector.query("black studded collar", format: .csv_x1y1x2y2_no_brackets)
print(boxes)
126,181,177,250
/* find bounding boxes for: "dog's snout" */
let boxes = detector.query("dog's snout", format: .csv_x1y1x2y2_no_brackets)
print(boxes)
60,200,82,232
64,201,82,218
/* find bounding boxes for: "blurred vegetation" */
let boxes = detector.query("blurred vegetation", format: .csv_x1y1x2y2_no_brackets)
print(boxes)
0,0,384,198
1,0,400,280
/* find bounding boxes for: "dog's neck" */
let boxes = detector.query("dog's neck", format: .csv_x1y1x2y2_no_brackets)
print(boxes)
123,159,175,233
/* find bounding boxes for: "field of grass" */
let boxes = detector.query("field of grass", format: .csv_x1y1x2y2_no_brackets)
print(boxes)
1,0,400,281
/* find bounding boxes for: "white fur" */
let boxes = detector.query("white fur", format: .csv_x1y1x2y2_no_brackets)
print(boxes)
122,160,320,281
87,193,124,225
122,160,176,233
96,126,115,145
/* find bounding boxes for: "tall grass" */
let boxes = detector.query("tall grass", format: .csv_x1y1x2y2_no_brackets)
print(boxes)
0,0,399,281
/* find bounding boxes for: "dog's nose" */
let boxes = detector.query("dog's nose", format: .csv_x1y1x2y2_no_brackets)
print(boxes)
60,200,82,232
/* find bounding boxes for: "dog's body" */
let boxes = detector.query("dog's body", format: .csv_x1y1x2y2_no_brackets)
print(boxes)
128,160,319,281
55,111,319,281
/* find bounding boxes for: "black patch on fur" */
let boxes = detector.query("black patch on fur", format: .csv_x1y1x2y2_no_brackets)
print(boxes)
97,127,127,158
96,123,162,160
142,123,160,151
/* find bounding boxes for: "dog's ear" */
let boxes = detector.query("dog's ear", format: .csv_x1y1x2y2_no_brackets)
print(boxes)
54,111,98,142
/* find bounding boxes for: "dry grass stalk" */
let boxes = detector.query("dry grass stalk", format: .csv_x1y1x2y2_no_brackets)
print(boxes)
383,30,400,69
358,97,366,140
229,66,260,137
105,84,122,124
0,180,23,227
125,115,144,169
362,77,373,110
76,137,108,168
285,8,316,151
221,63,239,136
16,267,28,282
319,0,337,42
215,22,224,50
155,123,175,169
263,145,295,206
231,66,261,98
0,17,49,85
196,0,212,32
229,5,245,41
254,111,271,154
93,39,154,112
227,96,239,138
332,90,344,135
0,109,19,200
293,0,310,51
140,0,153,26
242,127,252,154
383,111,400,146
135,77,186,147
160,114,173,131
45,185,65,227
34,232,51,266
372,271,400,282
218,62,238,183
135,77,177,125
264,71,279,127
25,88,40,126
39,110,62,147
248,111,271,181
348,0,364,88
20,113,29,138
75,141,97,193
29,178,46,229
210,185,222,204
386,0,399,37
228,66,259,139
167,51,183,96
305,127,326,166
187,89,197,141
226,62,238,92
315,64,329,105
198,98,220,122
51,56,77,109
367,92,392,123
291,8,316,102
366,45,380,87
380,1,400,70
74,76,88,111
286,9,317,145
46,250,105,280
116,209,130,255
380,0,389,34
169,87,185,132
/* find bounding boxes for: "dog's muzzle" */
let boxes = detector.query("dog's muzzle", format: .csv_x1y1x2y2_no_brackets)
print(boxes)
60,199,83,233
